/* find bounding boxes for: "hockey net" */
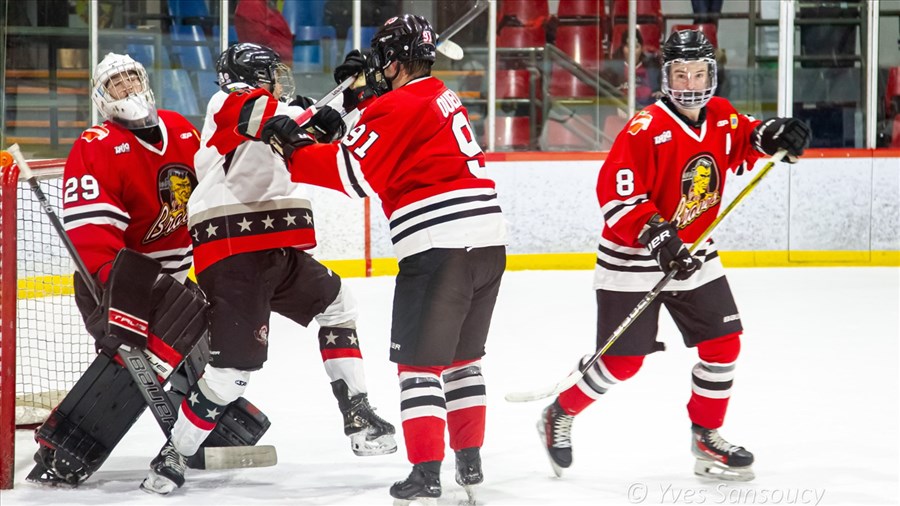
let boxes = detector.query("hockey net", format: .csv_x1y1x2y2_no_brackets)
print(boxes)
0,157,94,488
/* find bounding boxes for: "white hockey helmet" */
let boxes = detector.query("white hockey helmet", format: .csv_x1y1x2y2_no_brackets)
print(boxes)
91,52,159,129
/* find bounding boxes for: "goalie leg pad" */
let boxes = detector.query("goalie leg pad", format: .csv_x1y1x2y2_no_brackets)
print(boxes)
28,353,150,485
187,397,272,469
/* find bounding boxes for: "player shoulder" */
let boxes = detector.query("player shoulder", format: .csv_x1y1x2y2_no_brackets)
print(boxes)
705,96,739,116
158,110,200,141
622,104,668,139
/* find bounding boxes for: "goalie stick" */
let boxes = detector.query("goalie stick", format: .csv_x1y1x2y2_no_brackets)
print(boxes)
505,149,789,403
5,144,275,470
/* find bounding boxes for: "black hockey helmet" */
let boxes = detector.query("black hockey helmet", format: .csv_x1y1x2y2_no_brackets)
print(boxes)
661,29,717,109
369,14,437,70
216,42,294,100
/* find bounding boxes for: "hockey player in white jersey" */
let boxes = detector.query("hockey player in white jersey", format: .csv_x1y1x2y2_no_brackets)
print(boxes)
140,42,396,495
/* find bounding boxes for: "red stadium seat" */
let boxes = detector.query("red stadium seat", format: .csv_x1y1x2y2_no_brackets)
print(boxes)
558,0,604,18
549,64,596,97
611,0,662,20
555,24,603,70
671,23,718,48
499,0,550,26
541,114,600,150
610,23,661,57
497,69,533,99
494,116,532,150
886,67,900,116
497,26,546,48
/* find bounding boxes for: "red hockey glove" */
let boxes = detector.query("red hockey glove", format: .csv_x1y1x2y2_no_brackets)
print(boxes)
638,214,702,281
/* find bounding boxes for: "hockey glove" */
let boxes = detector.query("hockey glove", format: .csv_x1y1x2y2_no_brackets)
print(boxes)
334,49,370,84
752,117,811,163
261,115,316,161
305,105,347,142
638,214,702,281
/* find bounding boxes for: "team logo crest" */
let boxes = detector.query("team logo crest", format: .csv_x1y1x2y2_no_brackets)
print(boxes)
672,154,721,229
143,164,198,244
628,111,653,135
81,126,110,142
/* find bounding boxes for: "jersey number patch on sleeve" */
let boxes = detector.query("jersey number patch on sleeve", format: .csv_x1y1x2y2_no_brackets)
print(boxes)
615,168,634,197
63,175,100,203
342,124,379,158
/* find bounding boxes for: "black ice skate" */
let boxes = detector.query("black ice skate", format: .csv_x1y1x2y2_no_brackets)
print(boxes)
455,447,483,505
25,445,88,487
389,461,441,505
140,439,187,495
331,379,397,456
691,424,755,481
536,399,574,477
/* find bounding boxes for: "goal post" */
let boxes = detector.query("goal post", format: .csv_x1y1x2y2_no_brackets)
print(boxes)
0,155,94,489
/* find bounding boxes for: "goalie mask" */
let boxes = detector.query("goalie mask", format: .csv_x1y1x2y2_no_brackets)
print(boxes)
216,42,295,102
367,14,437,96
661,30,717,110
92,53,158,129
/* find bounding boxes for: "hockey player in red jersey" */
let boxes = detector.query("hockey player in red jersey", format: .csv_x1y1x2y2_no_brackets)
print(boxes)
21,53,268,487
538,30,811,482
140,43,397,495
252,15,507,503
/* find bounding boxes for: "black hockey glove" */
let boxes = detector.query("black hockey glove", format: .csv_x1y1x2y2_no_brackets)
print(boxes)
306,105,346,142
261,115,316,161
288,95,315,109
334,49,369,84
637,214,702,281
752,117,811,163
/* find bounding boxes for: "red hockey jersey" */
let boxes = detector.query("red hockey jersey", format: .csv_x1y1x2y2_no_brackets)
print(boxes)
62,111,200,284
286,76,507,260
594,97,762,292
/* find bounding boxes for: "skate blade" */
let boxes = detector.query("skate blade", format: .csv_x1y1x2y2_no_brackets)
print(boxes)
351,433,398,456
694,459,755,482
535,419,565,478
202,445,278,469
140,470,178,495
460,484,478,505
25,466,78,488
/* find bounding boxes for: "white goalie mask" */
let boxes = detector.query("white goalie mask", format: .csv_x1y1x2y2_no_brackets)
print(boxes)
91,53,159,129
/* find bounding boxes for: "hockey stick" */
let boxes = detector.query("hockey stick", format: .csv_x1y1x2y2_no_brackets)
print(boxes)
436,0,488,60
505,149,789,403
6,145,275,469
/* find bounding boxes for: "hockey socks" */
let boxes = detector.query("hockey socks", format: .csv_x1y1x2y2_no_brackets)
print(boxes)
318,326,366,395
688,334,740,429
442,360,487,451
557,354,643,415
398,367,447,464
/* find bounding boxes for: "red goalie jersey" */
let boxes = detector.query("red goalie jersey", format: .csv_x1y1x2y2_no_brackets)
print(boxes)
594,97,762,292
62,110,200,284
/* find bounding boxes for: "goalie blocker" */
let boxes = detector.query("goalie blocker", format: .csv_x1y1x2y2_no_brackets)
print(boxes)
27,249,272,486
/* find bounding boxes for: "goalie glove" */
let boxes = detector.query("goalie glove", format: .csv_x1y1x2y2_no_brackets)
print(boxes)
752,117,811,163
637,214,702,281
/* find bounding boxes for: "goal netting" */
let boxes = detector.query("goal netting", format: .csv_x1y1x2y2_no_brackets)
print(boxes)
0,159,94,471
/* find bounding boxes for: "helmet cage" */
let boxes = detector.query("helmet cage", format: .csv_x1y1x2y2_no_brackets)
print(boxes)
91,55,158,129
661,57,717,110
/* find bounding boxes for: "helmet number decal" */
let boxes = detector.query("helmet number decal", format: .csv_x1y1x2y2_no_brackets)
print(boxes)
451,112,484,175
615,169,635,197
63,175,101,203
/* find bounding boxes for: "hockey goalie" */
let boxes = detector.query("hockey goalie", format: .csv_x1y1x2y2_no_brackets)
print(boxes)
21,53,273,487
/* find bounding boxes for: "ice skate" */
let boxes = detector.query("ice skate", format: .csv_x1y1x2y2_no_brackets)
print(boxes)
25,446,87,487
140,439,187,495
332,379,398,456
390,461,441,505
455,447,482,504
691,424,755,481
536,399,574,477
